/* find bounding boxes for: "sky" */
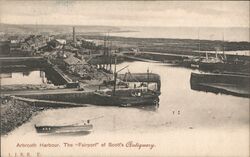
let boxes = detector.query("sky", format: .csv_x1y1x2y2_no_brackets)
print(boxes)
0,1,249,27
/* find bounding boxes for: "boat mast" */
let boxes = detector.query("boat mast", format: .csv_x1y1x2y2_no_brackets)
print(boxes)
113,57,117,95
109,39,112,71
205,30,208,61
112,59,129,95
205,51,208,60
147,68,149,91
104,34,107,55
198,28,201,58
222,32,227,61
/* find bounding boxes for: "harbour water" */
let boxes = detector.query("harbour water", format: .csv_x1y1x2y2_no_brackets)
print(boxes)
1,61,249,156
0,70,48,86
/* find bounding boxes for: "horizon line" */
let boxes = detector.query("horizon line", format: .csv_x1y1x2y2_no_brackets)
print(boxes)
1,23,249,29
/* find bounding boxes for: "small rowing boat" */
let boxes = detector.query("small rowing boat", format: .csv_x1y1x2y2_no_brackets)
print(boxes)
35,121,93,133
35,116,104,134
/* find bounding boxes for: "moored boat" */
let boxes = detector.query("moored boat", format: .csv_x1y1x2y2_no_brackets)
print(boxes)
94,58,161,107
94,88,160,106
35,120,93,133
35,124,93,133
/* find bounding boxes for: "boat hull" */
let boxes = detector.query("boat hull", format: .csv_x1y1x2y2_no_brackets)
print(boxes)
35,124,93,133
93,92,160,106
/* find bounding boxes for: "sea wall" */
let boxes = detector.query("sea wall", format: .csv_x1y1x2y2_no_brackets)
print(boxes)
190,72,250,86
125,52,250,63
18,92,99,105
12,96,88,108
44,66,70,85
0,94,89,135
190,72,250,98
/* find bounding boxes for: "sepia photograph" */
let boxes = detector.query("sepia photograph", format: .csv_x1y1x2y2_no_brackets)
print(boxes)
0,1,249,157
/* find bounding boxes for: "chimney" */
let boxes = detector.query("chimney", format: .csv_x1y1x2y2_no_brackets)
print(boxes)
73,27,76,43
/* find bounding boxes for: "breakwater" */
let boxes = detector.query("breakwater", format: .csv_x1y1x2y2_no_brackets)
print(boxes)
17,91,100,105
190,72,250,86
12,96,88,108
0,94,89,135
124,52,250,63
0,97,40,135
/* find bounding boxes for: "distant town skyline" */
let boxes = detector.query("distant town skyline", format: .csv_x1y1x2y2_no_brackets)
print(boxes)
0,1,249,28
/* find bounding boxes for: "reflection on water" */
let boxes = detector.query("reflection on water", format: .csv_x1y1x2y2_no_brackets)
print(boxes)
132,104,159,111
0,70,48,85
43,131,92,137
3,61,248,136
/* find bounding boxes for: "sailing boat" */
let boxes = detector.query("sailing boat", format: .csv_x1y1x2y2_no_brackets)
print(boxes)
93,58,161,107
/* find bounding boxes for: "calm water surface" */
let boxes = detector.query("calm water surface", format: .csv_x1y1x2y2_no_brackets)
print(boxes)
4,61,249,135
2,61,249,157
